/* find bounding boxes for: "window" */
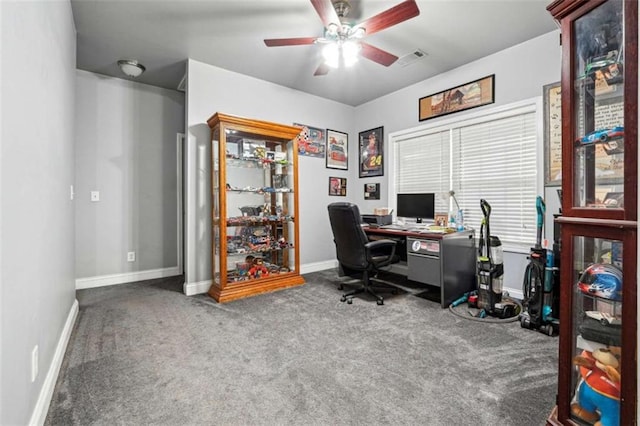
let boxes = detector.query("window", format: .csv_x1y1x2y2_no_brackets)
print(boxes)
390,100,540,251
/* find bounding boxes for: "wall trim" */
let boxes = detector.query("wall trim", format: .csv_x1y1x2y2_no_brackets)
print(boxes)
184,279,212,296
76,267,181,290
29,299,79,426
301,260,337,274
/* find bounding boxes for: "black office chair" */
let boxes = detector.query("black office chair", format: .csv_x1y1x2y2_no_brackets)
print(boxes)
327,202,400,305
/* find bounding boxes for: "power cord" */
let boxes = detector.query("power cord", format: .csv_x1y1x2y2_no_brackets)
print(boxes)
448,296,523,323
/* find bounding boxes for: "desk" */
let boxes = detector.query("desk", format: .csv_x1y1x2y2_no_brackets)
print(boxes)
364,227,476,308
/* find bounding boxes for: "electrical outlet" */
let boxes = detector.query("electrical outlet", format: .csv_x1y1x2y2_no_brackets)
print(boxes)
31,345,38,382
127,251,136,262
91,191,100,202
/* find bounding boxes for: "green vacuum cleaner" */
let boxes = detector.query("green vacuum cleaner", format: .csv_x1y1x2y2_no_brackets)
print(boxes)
476,199,517,319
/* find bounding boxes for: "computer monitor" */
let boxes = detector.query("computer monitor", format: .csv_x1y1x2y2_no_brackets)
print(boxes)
396,193,435,224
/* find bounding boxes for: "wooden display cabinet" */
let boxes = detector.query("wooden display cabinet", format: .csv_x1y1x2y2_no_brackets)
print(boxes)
206,113,305,303
546,0,637,424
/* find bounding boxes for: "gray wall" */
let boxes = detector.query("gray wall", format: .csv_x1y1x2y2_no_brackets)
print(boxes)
185,60,357,287
75,71,184,280
1,1,77,424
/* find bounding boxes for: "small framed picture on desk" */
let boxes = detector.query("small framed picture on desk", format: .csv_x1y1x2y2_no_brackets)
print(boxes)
434,213,448,227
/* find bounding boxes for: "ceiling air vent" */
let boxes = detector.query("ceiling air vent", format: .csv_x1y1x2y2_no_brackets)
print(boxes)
396,49,428,68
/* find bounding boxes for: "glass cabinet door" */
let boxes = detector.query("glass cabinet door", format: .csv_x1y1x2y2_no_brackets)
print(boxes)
568,0,634,219
568,235,623,425
222,131,297,285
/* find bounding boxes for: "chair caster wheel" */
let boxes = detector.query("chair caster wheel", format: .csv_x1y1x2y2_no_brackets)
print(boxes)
377,299,384,306
347,298,353,304
338,284,344,290
340,296,347,302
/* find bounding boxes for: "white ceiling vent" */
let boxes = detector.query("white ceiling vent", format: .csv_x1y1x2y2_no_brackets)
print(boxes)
396,49,428,67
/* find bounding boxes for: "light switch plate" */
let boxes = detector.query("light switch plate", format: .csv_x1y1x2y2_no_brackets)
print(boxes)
91,191,100,202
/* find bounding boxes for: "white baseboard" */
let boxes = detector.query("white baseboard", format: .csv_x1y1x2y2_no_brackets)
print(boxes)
503,286,524,301
300,260,337,274
76,266,181,290
184,279,212,296
29,299,79,426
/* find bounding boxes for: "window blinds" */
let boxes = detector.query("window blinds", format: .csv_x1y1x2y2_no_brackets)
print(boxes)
394,130,450,214
392,102,538,250
451,111,538,250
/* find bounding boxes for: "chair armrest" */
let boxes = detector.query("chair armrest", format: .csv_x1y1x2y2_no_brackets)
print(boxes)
365,239,397,261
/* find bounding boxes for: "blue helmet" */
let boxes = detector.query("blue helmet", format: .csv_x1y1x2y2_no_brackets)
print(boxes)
577,263,623,301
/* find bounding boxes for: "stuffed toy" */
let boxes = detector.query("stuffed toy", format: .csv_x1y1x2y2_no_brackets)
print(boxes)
571,347,621,426
248,257,269,279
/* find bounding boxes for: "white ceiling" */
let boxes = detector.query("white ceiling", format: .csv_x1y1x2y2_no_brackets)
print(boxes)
70,0,558,106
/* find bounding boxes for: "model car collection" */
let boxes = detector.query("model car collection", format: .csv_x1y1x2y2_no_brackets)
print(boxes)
575,126,624,155
584,311,622,326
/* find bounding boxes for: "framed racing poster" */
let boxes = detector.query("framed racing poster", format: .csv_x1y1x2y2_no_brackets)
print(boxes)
293,123,325,158
359,126,383,178
326,129,348,170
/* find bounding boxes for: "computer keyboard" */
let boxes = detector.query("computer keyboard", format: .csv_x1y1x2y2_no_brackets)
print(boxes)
381,224,407,230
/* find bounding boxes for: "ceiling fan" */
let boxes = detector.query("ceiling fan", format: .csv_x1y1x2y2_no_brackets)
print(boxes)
263,0,420,76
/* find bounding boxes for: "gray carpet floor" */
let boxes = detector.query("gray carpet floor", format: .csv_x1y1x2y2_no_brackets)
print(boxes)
45,270,558,425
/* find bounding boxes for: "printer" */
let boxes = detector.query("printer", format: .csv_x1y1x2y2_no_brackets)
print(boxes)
361,214,393,226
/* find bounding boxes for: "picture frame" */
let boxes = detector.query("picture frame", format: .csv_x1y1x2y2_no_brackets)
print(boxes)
359,126,384,178
293,123,326,158
544,82,562,186
364,183,380,200
326,129,348,170
434,213,449,227
419,74,495,121
329,177,347,196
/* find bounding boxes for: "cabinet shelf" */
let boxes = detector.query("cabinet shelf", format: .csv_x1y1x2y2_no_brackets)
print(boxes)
207,112,305,303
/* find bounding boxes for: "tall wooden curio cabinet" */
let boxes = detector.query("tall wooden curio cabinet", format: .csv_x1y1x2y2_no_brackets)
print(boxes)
206,113,305,303
547,0,637,425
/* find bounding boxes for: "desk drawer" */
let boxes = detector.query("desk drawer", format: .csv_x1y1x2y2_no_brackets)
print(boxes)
407,238,441,286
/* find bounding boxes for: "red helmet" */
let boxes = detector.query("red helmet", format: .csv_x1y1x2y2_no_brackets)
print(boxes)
577,263,622,301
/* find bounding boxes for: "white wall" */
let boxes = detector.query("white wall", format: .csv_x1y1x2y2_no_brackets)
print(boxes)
184,60,356,290
1,1,77,424
74,71,184,286
352,31,562,297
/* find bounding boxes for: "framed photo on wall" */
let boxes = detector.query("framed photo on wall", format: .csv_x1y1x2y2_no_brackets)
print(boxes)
364,183,380,200
293,123,326,158
329,177,347,196
326,129,348,170
419,74,495,121
543,82,562,186
359,126,383,178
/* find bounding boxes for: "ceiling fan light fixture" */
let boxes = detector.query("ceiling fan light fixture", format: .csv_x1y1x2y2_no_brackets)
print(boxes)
326,23,339,37
351,27,365,39
117,59,146,78
322,43,340,68
342,41,360,67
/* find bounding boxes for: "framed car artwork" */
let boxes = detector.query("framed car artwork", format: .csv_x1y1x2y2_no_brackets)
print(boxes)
293,123,326,158
326,129,348,170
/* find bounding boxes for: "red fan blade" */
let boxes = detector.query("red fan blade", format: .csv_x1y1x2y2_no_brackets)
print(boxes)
264,37,318,47
355,0,420,36
360,42,398,67
310,0,341,30
314,62,331,76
